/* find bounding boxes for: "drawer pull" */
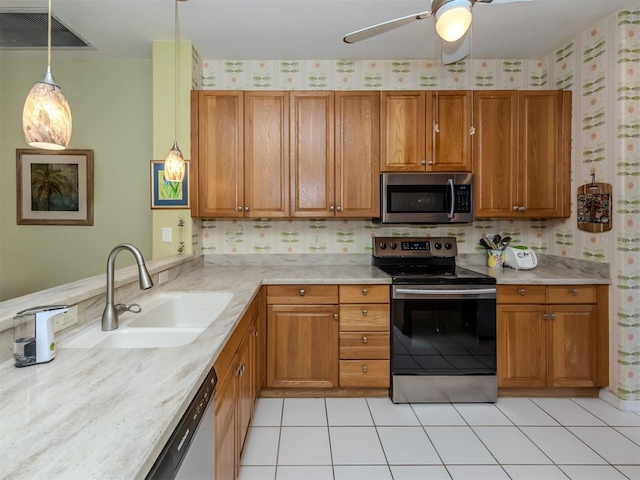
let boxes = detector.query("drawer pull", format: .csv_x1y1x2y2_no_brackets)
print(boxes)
571,289,578,296
362,336,368,344
362,288,368,296
362,309,368,317
299,289,305,296
334,313,339,321
519,288,526,296
362,365,368,373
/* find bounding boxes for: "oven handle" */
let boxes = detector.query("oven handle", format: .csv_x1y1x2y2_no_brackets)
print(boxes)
395,287,496,297
447,178,455,219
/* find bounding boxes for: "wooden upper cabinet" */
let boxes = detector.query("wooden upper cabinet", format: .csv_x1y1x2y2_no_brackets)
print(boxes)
335,91,380,217
473,91,519,217
431,90,472,172
191,91,244,218
380,90,471,172
244,91,289,217
380,91,428,172
290,91,335,217
518,91,571,218
473,90,571,218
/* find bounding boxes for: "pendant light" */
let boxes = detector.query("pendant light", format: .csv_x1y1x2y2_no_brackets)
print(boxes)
163,0,185,183
22,0,72,150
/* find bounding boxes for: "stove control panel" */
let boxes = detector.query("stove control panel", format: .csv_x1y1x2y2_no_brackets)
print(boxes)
373,237,458,257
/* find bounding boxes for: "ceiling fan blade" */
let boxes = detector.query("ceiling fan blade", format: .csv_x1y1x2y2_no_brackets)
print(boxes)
343,11,432,44
442,32,471,65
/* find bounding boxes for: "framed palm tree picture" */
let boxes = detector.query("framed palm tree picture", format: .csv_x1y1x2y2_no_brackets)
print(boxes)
16,149,94,226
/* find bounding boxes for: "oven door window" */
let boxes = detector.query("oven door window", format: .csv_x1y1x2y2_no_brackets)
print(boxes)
391,298,496,375
387,185,448,214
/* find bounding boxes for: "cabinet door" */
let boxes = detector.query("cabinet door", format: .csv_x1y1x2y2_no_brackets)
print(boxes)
430,90,471,172
194,91,244,218
214,368,237,480
517,91,571,218
335,91,380,217
236,328,253,457
548,305,598,387
267,304,339,388
380,91,428,172
497,305,547,387
290,91,335,217
473,91,519,218
244,92,289,217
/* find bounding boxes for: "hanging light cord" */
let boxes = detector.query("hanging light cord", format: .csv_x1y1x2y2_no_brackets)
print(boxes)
47,0,52,68
174,0,180,145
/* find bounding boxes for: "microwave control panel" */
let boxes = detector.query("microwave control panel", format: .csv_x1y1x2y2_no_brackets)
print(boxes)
455,185,472,213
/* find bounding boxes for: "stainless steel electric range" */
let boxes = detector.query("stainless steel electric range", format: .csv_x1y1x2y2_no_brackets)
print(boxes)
373,236,498,403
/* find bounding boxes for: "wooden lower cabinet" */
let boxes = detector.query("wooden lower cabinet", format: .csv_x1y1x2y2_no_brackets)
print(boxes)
338,285,390,388
214,295,261,480
497,284,607,393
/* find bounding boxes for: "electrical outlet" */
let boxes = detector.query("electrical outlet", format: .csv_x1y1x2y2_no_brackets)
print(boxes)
53,305,78,333
158,270,169,285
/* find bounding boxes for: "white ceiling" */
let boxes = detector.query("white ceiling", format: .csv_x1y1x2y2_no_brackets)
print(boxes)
0,0,635,61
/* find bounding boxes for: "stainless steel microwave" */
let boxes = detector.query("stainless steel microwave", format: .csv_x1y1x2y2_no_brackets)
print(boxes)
380,172,474,224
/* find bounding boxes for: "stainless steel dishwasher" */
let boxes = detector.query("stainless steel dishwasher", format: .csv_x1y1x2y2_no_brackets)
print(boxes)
146,367,217,479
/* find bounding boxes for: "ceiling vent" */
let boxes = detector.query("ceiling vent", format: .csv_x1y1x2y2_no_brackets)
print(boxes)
0,10,91,48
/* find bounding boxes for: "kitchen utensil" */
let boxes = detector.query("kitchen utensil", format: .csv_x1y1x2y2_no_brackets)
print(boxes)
499,236,511,250
482,234,497,250
492,234,501,246
479,238,493,250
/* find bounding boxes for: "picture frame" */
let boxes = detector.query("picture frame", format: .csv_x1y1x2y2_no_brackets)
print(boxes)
150,160,190,209
17,149,94,226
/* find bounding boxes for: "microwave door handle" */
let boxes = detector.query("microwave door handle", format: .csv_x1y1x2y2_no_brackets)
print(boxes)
447,178,455,219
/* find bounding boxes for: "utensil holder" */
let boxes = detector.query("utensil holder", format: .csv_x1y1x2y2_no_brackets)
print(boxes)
487,249,504,268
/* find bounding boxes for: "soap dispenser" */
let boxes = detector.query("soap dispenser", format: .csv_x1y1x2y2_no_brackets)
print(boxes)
13,305,69,368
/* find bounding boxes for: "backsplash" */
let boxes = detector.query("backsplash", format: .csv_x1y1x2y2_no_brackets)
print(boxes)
193,7,639,404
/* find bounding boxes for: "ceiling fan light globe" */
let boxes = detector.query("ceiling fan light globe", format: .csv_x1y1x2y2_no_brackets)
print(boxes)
435,1,472,42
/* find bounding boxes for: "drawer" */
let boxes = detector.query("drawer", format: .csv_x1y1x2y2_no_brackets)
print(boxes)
497,285,546,304
266,285,338,305
339,360,390,388
339,284,389,304
547,285,598,304
339,333,390,359
339,304,389,332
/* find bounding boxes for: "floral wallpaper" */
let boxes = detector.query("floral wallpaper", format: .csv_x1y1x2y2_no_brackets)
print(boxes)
193,7,639,403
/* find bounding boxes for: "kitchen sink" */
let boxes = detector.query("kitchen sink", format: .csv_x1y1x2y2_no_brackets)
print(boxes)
63,291,233,349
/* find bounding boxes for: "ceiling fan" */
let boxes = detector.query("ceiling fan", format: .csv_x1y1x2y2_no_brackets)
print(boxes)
343,0,532,65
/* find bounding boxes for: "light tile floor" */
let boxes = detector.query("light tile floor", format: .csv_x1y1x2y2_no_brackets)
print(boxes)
238,397,640,480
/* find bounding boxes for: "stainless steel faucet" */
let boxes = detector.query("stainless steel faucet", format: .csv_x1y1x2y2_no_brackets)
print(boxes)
101,243,154,331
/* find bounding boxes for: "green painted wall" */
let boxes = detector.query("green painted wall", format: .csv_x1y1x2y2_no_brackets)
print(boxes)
0,54,153,300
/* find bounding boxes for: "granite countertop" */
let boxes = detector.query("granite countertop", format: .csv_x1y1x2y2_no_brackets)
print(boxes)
0,263,389,480
0,255,609,479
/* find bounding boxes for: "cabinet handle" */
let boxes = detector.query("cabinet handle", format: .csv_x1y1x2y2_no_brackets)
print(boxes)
245,206,249,212
550,313,556,320
253,330,258,337
513,206,519,211
299,289,305,296
428,161,434,165
330,206,335,211
519,288,526,296
518,206,525,212
333,313,339,321
336,206,342,212
362,288,368,296
571,289,578,296
542,313,548,320
237,206,243,212
362,336,368,344
362,309,368,317
362,365,368,373
421,160,426,165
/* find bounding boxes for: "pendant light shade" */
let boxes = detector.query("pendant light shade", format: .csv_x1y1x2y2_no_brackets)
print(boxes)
435,0,472,42
164,141,186,182
22,0,72,150
164,0,185,183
